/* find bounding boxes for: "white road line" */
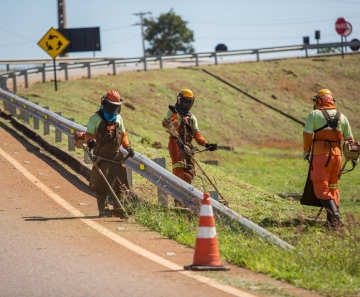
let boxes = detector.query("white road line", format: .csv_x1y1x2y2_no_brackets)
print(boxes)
0,146,257,297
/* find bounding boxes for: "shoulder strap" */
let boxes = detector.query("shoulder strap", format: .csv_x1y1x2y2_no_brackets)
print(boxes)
96,110,105,121
335,110,341,122
314,110,341,133
321,109,331,121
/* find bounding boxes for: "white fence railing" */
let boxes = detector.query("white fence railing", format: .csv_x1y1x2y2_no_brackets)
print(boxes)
1,40,359,93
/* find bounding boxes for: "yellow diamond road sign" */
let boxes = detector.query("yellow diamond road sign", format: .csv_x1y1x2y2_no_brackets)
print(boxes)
37,27,70,59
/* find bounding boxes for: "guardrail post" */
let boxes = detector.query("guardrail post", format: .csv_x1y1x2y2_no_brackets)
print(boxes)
86,63,91,78
67,117,75,151
152,157,168,206
11,74,17,94
0,77,7,91
4,96,16,114
20,97,30,123
304,46,308,58
55,112,62,142
255,49,260,62
111,60,116,75
214,53,218,65
42,63,46,83
43,106,50,135
126,167,133,189
23,70,29,88
158,56,163,69
194,54,199,67
209,190,219,201
63,64,69,81
2,101,9,113
33,102,39,130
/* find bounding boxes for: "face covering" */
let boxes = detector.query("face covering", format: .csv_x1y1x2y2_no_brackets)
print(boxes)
99,102,118,121
315,96,336,110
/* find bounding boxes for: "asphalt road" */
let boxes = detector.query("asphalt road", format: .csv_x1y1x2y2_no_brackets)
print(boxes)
0,104,326,297
0,117,263,297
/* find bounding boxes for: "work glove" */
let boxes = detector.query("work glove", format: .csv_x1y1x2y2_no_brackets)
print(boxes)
87,139,97,150
205,143,218,151
126,146,135,158
303,151,310,161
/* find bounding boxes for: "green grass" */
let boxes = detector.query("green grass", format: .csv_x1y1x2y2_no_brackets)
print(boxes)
14,54,360,297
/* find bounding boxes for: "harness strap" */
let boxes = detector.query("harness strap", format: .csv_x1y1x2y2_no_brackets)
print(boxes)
312,139,339,167
96,111,119,150
313,110,341,133
312,110,341,167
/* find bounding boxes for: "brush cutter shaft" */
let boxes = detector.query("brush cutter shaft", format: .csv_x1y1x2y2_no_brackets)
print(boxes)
84,147,128,214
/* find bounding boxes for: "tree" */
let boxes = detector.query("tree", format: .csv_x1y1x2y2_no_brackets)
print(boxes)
143,9,195,56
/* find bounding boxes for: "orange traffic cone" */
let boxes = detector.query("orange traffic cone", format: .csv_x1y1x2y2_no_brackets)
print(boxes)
184,192,229,271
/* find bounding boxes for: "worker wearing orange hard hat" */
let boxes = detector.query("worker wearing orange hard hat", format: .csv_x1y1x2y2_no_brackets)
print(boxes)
85,90,135,219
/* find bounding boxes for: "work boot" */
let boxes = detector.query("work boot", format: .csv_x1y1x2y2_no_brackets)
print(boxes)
96,192,109,213
111,208,129,220
320,199,344,229
99,208,112,218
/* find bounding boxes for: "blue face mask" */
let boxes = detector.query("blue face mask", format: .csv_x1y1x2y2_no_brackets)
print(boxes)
99,107,117,122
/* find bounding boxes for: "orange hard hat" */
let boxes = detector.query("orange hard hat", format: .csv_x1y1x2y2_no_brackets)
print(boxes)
106,90,122,105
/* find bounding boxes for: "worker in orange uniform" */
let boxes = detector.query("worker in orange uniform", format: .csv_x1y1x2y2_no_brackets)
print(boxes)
162,89,217,205
303,89,354,228
85,90,135,219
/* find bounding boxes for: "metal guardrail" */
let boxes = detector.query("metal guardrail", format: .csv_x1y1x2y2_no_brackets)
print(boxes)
1,41,360,93
0,87,294,249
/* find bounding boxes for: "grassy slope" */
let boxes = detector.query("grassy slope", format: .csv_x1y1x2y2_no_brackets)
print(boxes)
17,54,360,297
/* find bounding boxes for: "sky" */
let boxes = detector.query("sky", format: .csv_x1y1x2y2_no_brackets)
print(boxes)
1,0,360,61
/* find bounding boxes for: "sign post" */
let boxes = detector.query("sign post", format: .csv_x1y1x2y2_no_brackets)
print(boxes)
335,18,352,59
37,27,70,91
343,22,353,53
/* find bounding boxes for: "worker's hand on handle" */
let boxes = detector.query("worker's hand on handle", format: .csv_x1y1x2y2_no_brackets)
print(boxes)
303,151,310,162
126,146,135,158
205,143,217,151
87,139,97,150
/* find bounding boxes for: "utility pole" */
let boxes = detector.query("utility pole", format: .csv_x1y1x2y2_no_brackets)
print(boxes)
57,0,68,57
133,11,151,71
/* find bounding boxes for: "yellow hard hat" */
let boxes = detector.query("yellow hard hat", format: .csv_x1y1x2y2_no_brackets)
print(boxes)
316,89,333,99
179,88,195,100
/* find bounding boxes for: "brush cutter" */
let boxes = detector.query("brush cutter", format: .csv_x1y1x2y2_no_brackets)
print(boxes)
84,146,129,218
162,119,228,206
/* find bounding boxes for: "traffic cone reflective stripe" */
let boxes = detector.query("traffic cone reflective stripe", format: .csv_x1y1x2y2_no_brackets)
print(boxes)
184,192,229,271
196,226,216,238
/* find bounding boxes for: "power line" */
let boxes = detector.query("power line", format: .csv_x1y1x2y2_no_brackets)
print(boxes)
102,25,133,32
103,34,139,46
0,27,35,42
186,12,360,26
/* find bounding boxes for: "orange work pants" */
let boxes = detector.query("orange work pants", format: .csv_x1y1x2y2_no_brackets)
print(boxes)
168,139,192,184
310,154,341,206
